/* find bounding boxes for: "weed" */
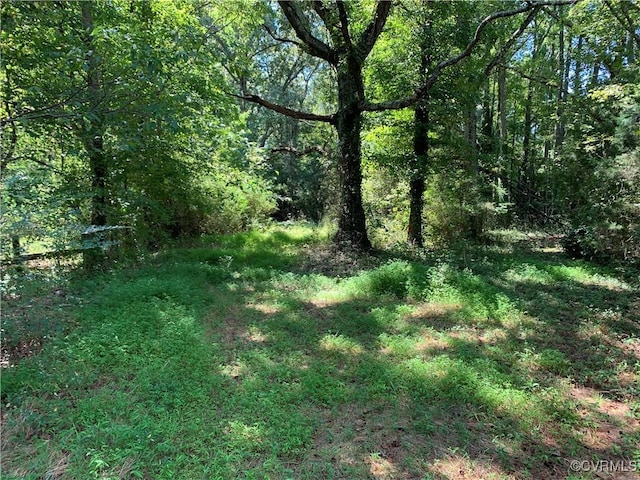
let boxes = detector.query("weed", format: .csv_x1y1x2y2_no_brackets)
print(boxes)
2,225,639,479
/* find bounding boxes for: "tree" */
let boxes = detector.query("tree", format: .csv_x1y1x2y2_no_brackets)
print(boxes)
240,0,573,250
241,1,393,250
1,0,274,266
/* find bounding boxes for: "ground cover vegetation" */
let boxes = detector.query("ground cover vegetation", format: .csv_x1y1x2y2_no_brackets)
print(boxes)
2,226,639,479
1,0,640,478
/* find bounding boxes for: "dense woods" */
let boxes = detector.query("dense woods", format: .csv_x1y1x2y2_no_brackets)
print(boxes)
3,2,640,478
1,0,639,260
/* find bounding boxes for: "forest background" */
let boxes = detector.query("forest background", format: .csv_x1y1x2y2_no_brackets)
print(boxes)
1,0,638,264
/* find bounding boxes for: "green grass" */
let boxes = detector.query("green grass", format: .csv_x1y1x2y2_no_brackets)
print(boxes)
2,225,639,479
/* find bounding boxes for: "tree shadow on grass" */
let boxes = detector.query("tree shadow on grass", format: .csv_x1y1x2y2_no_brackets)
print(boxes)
201,241,639,479
3,230,638,479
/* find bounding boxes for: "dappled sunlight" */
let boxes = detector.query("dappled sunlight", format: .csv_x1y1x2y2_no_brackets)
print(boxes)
366,453,399,479
409,302,463,321
246,302,281,315
545,265,633,291
308,289,349,307
320,333,364,355
448,327,509,346
570,385,640,438
5,224,639,479
224,420,265,450
241,326,269,343
378,330,449,357
430,454,517,480
220,360,250,380
306,401,434,479
504,263,555,285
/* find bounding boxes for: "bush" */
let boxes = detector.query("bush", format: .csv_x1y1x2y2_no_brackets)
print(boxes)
201,166,276,235
561,226,597,259
423,172,486,247
124,162,276,245
362,168,409,248
560,84,640,262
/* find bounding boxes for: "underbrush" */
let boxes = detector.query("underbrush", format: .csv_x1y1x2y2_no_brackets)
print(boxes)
2,224,639,479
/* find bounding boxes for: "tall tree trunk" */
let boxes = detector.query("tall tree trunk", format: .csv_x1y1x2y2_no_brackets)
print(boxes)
520,79,534,209
408,100,428,246
573,36,584,94
81,3,108,269
333,62,371,250
554,22,566,155
11,235,22,262
408,34,432,248
481,80,494,154
590,61,600,88
497,64,507,160
466,98,482,239
81,3,107,227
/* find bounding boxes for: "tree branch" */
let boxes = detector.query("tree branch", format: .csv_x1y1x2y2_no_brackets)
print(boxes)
0,86,87,127
1,77,19,168
1,152,64,174
263,24,304,49
278,1,338,64
484,7,540,76
271,145,329,156
356,0,393,63
362,0,579,112
232,93,335,123
335,2,354,49
603,0,640,50
504,64,559,87
0,117,18,170
312,0,340,32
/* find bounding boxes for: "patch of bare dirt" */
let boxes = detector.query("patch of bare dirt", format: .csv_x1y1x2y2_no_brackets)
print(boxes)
429,455,517,480
295,244,383,277
570,385,640,443
301,402,430,479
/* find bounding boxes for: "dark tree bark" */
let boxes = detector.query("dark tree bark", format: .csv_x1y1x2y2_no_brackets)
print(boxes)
590,61,600,88
11,236,22,262
334,68,371,249
407,12,434,248
466,97,483,239
408,100,428,247
521,80,534,199
240,1,564,251
554,20,566,155
497,64,507,159
573,35,584,94
81,3,108,269
277,0,391,250
482,80,494,151
81,3,107,227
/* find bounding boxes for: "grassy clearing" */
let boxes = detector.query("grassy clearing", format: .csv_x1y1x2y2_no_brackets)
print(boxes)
2,225,639,479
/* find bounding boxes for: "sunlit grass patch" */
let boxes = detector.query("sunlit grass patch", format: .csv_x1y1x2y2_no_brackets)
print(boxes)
366,451,400,478
225,420,266,451
504,263,555,285
430,453,516,480
3,224,639,479
378,330,449,359
246,301,281,315
516,347,573,376
546,264,633,290
409,301,463,321
320,333,364,355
